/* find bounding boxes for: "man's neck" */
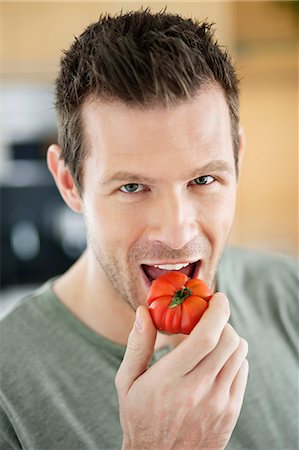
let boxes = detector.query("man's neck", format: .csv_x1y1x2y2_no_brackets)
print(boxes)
52,251,186,350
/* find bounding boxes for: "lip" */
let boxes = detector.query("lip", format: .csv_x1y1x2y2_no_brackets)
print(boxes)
141,259,202,290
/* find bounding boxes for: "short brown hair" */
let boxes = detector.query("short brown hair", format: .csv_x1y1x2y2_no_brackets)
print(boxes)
55,9,240,192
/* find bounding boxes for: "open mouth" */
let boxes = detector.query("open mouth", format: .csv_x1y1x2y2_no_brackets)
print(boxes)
141,260,200,286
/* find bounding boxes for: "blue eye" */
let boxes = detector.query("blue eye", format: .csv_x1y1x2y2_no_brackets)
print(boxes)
120,183,144,193
193,176,214,185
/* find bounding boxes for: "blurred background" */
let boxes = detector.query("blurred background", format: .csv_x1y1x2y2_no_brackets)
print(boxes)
0,1,298,315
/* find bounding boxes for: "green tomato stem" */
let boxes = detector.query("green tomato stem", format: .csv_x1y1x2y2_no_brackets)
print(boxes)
169,286,192,308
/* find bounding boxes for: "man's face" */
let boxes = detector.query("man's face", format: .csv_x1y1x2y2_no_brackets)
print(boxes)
80,87,238,310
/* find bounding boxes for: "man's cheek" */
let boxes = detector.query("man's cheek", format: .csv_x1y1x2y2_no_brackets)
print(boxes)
98,216,135,250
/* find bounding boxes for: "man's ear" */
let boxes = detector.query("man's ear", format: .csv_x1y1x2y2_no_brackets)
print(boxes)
237,127,246,176
47,144,83,213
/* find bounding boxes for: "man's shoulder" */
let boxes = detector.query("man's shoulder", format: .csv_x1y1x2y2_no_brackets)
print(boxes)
221,246,297,277
218,247,298,339
218,246,298,298
0,280,53,325
0,281,54,363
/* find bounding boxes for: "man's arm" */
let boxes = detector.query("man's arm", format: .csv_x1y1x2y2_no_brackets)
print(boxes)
115,293,249,450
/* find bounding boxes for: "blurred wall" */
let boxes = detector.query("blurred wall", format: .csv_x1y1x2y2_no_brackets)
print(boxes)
230,2,298,255
1,1,298,256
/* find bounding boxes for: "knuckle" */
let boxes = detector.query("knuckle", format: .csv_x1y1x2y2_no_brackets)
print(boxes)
224,324,240,352
239,338,249,357
243,358,249,373
126,331,139,353
114,371,122,392
126,329,151,360
225,399,240,423
216,293,231,317
209,391,228,416
223,323,234,338
201,335,219,353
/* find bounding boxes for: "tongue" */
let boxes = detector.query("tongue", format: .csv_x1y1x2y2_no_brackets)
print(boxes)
142,263,194,281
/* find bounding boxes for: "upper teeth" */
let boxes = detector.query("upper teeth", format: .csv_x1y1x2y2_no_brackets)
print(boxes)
153,263,190,271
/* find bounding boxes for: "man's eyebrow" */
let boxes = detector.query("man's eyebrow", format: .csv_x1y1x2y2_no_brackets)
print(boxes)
101,160,234,187
189,160,235,178
101,172,157,187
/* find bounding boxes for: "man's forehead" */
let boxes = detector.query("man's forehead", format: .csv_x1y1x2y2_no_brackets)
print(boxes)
81,86,232,155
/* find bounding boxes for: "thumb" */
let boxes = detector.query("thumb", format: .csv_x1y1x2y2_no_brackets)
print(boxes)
115,305,157,395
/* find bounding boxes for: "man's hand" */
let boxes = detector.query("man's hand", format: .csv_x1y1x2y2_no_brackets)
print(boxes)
115,293,249,450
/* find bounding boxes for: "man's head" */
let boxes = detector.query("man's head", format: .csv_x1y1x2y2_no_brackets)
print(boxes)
48,9,244,309
55,9,240,194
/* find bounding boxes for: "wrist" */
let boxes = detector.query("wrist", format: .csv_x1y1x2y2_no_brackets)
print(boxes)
121,438,152,450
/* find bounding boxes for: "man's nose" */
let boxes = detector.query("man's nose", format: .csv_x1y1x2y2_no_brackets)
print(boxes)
146,190,198,250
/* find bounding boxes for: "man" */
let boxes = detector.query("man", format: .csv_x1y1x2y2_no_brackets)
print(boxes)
0,9,297,450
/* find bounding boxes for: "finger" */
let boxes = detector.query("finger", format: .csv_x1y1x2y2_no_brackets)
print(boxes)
216,338,248,389
162,292,230,376
115,305,157,396
193,324,241,381
230,359,249,405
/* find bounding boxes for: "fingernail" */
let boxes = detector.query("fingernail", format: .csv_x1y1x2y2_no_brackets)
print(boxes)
135,307,143,331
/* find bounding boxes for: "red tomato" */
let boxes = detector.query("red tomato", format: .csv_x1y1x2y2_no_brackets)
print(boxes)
146,271,212,334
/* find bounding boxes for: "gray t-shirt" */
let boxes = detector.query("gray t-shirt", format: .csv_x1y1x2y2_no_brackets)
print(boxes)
0,247,298,450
